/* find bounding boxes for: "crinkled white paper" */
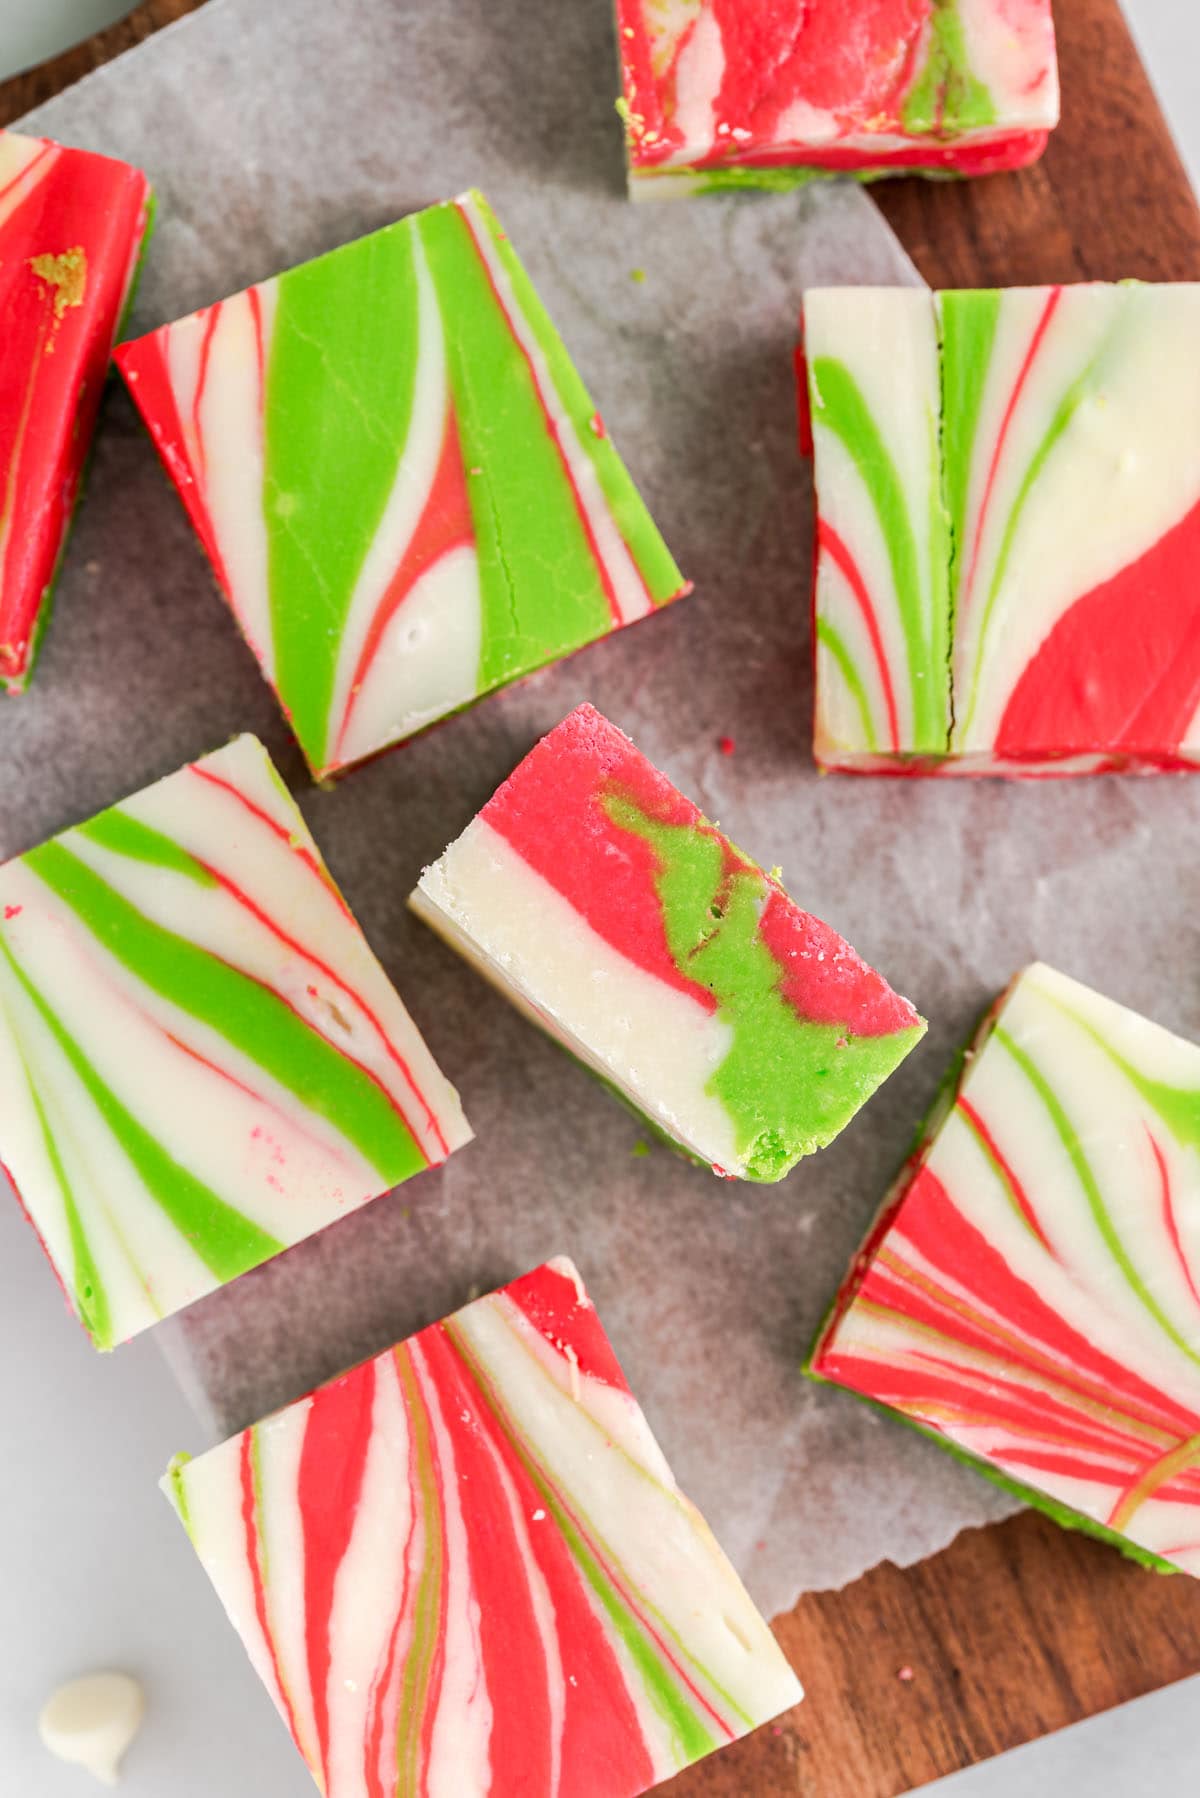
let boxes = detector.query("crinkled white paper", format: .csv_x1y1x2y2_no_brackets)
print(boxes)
12,0,1198,1618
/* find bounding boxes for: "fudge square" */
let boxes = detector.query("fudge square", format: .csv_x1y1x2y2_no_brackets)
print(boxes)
164,1257,803,1797
804,282,1200,775
810,963,1200,1575
0,129,152,692
617,0,1059,199
411,703,925,1182
115,190,688,780
0,735,470,1350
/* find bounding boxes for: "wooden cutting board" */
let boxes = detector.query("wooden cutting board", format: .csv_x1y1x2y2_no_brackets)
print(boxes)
4,3,1200,1794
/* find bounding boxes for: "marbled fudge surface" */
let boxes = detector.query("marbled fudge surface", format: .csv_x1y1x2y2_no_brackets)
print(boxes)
618,0,1058,197
811,963,1200,1575
806,282,1200,775
117,191,688,778
167,1257,803,1797
0,734,470,1348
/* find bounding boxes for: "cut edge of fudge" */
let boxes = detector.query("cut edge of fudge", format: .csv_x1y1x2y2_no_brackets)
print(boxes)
624,134,1055,203
411,701,926,1184
162,1255,804,1795
0,732,472,1351
806,1369,1182,1575
115,190,691,782
804,963,1190,1576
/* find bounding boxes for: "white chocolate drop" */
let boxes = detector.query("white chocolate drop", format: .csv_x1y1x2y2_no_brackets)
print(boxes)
38,1673,144,1787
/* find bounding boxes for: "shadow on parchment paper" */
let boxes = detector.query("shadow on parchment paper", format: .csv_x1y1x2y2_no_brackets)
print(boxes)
457,0,631,198
610,333,817,786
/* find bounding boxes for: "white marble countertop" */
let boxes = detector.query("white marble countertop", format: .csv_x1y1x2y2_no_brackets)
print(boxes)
1125,0,1200,186
0,5,1197,1797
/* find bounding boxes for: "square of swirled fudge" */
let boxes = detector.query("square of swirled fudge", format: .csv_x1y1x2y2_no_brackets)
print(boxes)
165,1256,803,1796
617,0,1059,199
804,282,1200,775
0,734,471,1348
810,962,1200,1575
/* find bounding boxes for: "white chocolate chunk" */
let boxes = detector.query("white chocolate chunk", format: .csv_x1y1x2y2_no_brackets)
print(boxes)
38,1672,144,1787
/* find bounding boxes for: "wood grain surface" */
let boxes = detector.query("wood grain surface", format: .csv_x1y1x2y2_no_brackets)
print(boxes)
875,0,1200,286
5,3,1200,1795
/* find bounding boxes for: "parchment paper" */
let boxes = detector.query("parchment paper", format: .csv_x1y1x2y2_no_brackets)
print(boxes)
10,0,1199,1618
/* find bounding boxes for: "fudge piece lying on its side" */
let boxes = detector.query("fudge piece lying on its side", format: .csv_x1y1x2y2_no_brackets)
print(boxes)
412,702,924,1181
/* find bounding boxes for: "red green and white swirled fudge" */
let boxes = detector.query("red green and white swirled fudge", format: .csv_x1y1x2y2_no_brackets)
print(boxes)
165,1256,803,1796
804,283,1200,774
617,0,1059,198
411,703,925,1182
810,963,1200,1574
0,735,471,1350
114,190,688,780
0,130,152,692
